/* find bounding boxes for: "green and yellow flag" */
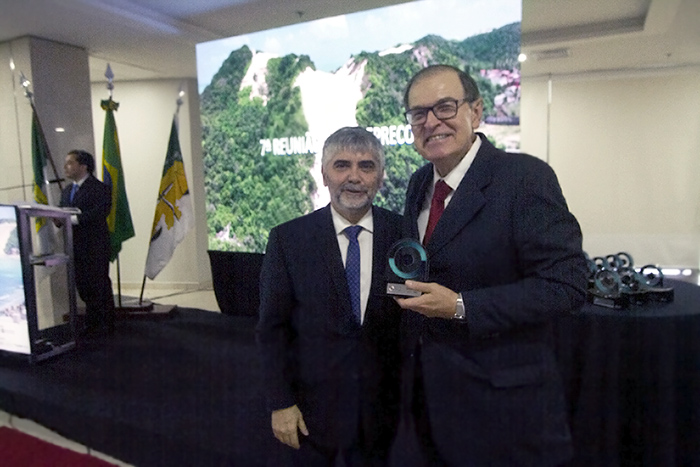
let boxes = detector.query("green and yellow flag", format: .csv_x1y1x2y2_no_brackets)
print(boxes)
30,104,50,231
101,99,135,261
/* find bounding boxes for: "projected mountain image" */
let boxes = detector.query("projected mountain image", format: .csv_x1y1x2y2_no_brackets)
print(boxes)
201,23,521,253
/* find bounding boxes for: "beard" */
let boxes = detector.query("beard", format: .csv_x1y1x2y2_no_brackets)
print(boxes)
337,191,370,211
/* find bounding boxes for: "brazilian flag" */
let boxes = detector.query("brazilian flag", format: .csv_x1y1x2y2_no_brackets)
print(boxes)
101,99,135,262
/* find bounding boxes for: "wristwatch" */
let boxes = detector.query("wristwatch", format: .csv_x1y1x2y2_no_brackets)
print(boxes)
453,294,466,320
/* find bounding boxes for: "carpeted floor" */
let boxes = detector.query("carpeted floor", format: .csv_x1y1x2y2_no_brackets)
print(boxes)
0,426,116,466
0,308,292,467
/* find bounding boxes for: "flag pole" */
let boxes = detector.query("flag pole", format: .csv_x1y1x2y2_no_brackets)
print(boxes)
105,65,123,309
20,73,63,195
101,65,145,314
138,84,190,317
21,71,58,258
105,64,114,100
138,84,185,305
138,275,147,305
116,255,122,308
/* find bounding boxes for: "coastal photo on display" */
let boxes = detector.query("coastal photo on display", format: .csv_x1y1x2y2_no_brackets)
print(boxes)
0,205,29,355
196,0,521,253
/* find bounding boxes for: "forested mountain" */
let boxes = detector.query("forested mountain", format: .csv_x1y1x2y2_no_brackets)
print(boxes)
201,22,520,252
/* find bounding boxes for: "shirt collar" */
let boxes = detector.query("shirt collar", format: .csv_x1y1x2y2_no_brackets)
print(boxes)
432,133,482,191
330,205,374,236
74,174,89,187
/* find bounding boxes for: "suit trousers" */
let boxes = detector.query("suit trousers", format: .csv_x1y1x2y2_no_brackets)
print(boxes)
292,428,389,467
411,342,449,467
74,254,115,333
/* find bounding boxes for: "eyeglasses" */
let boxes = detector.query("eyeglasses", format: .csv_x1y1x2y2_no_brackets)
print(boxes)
404,98,471,126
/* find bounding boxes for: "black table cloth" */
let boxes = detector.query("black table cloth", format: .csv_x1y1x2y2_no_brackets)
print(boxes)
555,279,700,466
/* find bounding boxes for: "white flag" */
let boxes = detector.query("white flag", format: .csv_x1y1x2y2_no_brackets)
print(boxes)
144,117,193,279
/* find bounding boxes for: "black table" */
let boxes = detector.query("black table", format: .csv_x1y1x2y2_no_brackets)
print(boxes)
555,279,700,466
208,250,264,316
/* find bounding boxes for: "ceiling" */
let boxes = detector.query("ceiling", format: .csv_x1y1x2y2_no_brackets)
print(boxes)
1,0,698,83
521,0,700,79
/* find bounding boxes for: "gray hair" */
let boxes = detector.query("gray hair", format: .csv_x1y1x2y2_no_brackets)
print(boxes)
321,127,385,171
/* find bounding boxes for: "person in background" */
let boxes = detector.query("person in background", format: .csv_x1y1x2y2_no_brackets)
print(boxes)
256,127,402,466
396,64,588,466
59,149,115,337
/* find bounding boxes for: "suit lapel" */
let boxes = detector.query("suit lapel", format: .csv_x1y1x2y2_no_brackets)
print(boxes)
405,166,432,240
72,180,85,206
71,176,94,207
366,206,388,319
426,135,494,255
315,206,359,333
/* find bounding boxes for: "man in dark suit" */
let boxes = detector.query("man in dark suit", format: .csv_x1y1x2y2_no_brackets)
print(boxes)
395,65,589,466
256,127,402,466
59,149,115,336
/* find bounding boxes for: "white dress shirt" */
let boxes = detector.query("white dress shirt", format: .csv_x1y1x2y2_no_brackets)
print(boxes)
69,174,89,225
331,206,374,324
417,136,482,242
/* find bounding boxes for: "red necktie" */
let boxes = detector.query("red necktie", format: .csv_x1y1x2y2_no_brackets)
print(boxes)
423,180,452,245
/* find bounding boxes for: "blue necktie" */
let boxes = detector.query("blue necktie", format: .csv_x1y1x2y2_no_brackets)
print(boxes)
344,225,362,323
69,183,79,203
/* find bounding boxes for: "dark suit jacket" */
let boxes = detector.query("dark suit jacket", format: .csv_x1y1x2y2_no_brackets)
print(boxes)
256,205,402,454
59,175,111,272
402,134,588,466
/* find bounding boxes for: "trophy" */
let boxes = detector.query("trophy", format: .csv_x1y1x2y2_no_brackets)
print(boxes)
588,266,630,309
385,239,428,297
585,251,674,308
635,264,674,303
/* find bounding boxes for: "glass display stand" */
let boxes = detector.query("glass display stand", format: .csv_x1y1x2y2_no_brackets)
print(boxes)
1,203,79,363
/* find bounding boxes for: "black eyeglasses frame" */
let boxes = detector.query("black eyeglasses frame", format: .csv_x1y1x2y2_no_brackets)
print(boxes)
404,98,472,126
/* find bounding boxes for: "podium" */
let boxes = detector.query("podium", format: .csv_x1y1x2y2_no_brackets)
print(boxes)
0,204,79,363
